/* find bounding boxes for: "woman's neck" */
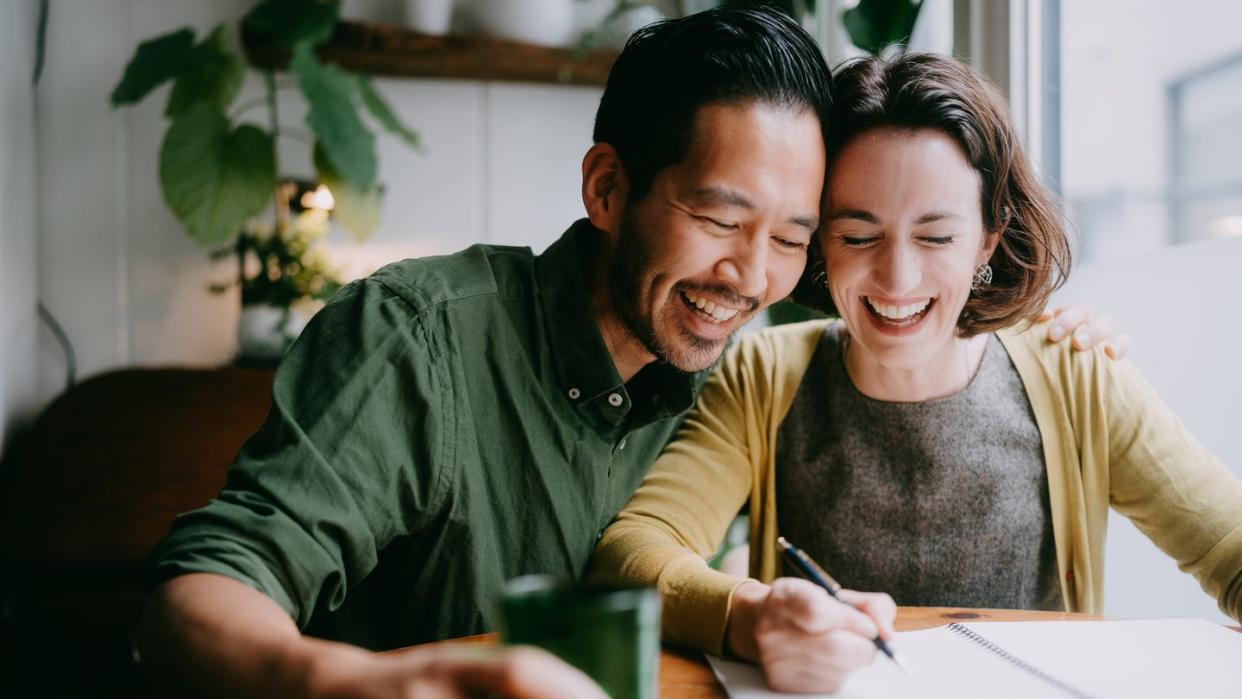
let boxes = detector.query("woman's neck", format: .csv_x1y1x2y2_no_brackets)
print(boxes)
842,329,990,402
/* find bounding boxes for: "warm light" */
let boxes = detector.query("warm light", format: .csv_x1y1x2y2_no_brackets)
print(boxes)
301,184,336,212
1211,216,1242,238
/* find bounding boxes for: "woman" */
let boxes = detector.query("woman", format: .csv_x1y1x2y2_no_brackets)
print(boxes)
589,53,1242,693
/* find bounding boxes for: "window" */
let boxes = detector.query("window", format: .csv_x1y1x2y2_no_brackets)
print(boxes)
1058,0,1242,262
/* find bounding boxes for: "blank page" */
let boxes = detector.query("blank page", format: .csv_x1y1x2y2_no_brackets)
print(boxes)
707,619,1242,698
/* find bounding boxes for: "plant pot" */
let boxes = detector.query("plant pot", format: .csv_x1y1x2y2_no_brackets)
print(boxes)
404,0,455,35
466,0,576,47
237,304,309,363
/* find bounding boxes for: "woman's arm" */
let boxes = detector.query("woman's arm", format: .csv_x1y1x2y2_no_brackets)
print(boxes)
588,339,760,654
1103,356,1242,620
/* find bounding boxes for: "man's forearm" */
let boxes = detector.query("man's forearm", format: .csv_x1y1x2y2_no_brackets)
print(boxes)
138,573,335,697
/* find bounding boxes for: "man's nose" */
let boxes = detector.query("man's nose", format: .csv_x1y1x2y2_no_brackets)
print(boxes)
714,233,768,301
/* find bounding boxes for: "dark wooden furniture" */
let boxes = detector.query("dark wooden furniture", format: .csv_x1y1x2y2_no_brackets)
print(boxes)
0,367,274,696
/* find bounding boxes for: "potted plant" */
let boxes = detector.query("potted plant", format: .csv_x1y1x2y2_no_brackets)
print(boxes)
110,0,418,361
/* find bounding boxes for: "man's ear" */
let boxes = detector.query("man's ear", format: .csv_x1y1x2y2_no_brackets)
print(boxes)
582,142,628,235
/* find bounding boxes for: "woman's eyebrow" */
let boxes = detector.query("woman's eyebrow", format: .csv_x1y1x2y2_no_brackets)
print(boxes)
914,211,966,224
828,207,878,223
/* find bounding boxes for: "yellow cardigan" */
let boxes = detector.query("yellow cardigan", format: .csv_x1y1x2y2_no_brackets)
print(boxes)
590,319,1242,655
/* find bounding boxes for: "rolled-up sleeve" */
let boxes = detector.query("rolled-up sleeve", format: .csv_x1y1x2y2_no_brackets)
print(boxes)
145,278,452,628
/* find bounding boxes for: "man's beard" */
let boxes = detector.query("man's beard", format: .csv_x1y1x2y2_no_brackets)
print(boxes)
608,214,754,373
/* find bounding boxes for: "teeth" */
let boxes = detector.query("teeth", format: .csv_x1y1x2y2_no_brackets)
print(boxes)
867,297,931,321
683,292,741,323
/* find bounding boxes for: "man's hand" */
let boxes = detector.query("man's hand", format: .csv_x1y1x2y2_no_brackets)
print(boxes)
1041,305,1130,359
306,643,609,699
139,574,608,699
726,578,896,694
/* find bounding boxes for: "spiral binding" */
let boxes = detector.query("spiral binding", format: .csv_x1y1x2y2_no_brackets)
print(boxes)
946,623,1097,699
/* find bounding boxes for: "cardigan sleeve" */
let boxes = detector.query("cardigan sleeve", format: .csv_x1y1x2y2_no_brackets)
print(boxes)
1101,355,1242,621
587,334,769,655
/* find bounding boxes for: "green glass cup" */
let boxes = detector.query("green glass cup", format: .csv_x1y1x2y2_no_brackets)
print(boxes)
497,575,661,699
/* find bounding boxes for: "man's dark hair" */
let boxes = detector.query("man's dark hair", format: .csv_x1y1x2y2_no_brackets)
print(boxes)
593,6,833,201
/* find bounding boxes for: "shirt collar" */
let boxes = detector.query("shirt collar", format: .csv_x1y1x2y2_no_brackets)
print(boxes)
535,220,698,425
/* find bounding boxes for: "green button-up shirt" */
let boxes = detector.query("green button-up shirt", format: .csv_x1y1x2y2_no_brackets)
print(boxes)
147,221,703,649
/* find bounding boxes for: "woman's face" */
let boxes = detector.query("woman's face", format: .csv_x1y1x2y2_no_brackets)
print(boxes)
822,127,998,369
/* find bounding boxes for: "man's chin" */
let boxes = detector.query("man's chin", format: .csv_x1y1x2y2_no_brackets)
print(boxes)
655,332,734,373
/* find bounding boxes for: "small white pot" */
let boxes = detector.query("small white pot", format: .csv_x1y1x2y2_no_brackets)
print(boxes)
467,0,576,47
404,0,455,35
237,304,309,362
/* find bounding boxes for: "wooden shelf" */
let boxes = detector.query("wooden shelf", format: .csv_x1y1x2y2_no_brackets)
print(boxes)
242,20,619,87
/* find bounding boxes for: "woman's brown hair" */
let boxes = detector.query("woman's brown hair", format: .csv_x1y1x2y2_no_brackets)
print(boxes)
791,53,1072,336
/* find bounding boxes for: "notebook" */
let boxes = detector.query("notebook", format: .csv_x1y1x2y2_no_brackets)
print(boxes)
707,619,1242,698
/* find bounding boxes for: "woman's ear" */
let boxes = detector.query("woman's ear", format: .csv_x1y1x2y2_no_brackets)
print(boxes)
581,142,628,235
979,227,1002,266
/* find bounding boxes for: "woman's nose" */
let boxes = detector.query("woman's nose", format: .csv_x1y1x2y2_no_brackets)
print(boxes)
874,243,921,295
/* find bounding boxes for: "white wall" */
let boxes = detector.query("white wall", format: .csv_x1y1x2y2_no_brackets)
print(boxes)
1054,236,1242,623
36,0,598,398
0,0,41,452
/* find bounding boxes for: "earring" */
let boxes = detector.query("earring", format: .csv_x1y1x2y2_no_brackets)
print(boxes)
810,258,827,287
971,263,993,291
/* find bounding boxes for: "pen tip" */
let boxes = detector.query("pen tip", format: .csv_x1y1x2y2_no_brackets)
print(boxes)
892,652,915,676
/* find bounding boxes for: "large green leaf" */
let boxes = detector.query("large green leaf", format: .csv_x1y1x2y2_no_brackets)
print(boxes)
110,27,196,106
165,25,245,117
842,0,923,56
356,76,420,149
159,104,276,247
292,44,376,191
243,0,341,48
314,143,381,241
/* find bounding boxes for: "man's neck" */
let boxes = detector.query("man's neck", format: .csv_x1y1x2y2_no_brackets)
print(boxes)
591,252,655,385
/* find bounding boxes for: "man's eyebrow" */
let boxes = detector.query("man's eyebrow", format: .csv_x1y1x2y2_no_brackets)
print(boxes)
685,186,754,209
789,214,820,232
828,208,878,223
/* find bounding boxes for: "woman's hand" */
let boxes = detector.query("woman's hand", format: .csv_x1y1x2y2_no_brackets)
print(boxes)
1041,305,1130,359
726,578,896,694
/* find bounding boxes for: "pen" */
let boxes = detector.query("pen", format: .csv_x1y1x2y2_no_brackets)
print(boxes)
776,536,913,675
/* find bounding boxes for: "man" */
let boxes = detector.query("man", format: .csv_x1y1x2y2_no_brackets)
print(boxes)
138,7,1115,697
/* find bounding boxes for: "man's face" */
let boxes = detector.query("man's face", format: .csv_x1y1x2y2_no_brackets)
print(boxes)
609,101,826,372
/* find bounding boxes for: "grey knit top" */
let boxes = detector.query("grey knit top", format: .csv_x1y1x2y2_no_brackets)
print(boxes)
775,324,1062,610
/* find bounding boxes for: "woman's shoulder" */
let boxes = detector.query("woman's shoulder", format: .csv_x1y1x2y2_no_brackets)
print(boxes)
996,318,1133,408
729,318,837,368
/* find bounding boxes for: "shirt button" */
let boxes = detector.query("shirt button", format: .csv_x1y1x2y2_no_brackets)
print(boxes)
617,438,627,451
608,393,624,407
568,387,581,400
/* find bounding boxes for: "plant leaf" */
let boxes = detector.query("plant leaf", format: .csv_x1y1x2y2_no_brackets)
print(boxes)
314,143,381,241
356,76,420,149
243,0,341,48
292,43,376,191
159,103,276,247
842,0,923,56
166,25,246,117
110,27,197,106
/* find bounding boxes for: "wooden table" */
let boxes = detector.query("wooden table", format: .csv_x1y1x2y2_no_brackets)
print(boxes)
432,607,1104,698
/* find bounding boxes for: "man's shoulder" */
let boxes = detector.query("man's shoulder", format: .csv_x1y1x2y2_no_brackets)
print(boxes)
366,242,538,312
